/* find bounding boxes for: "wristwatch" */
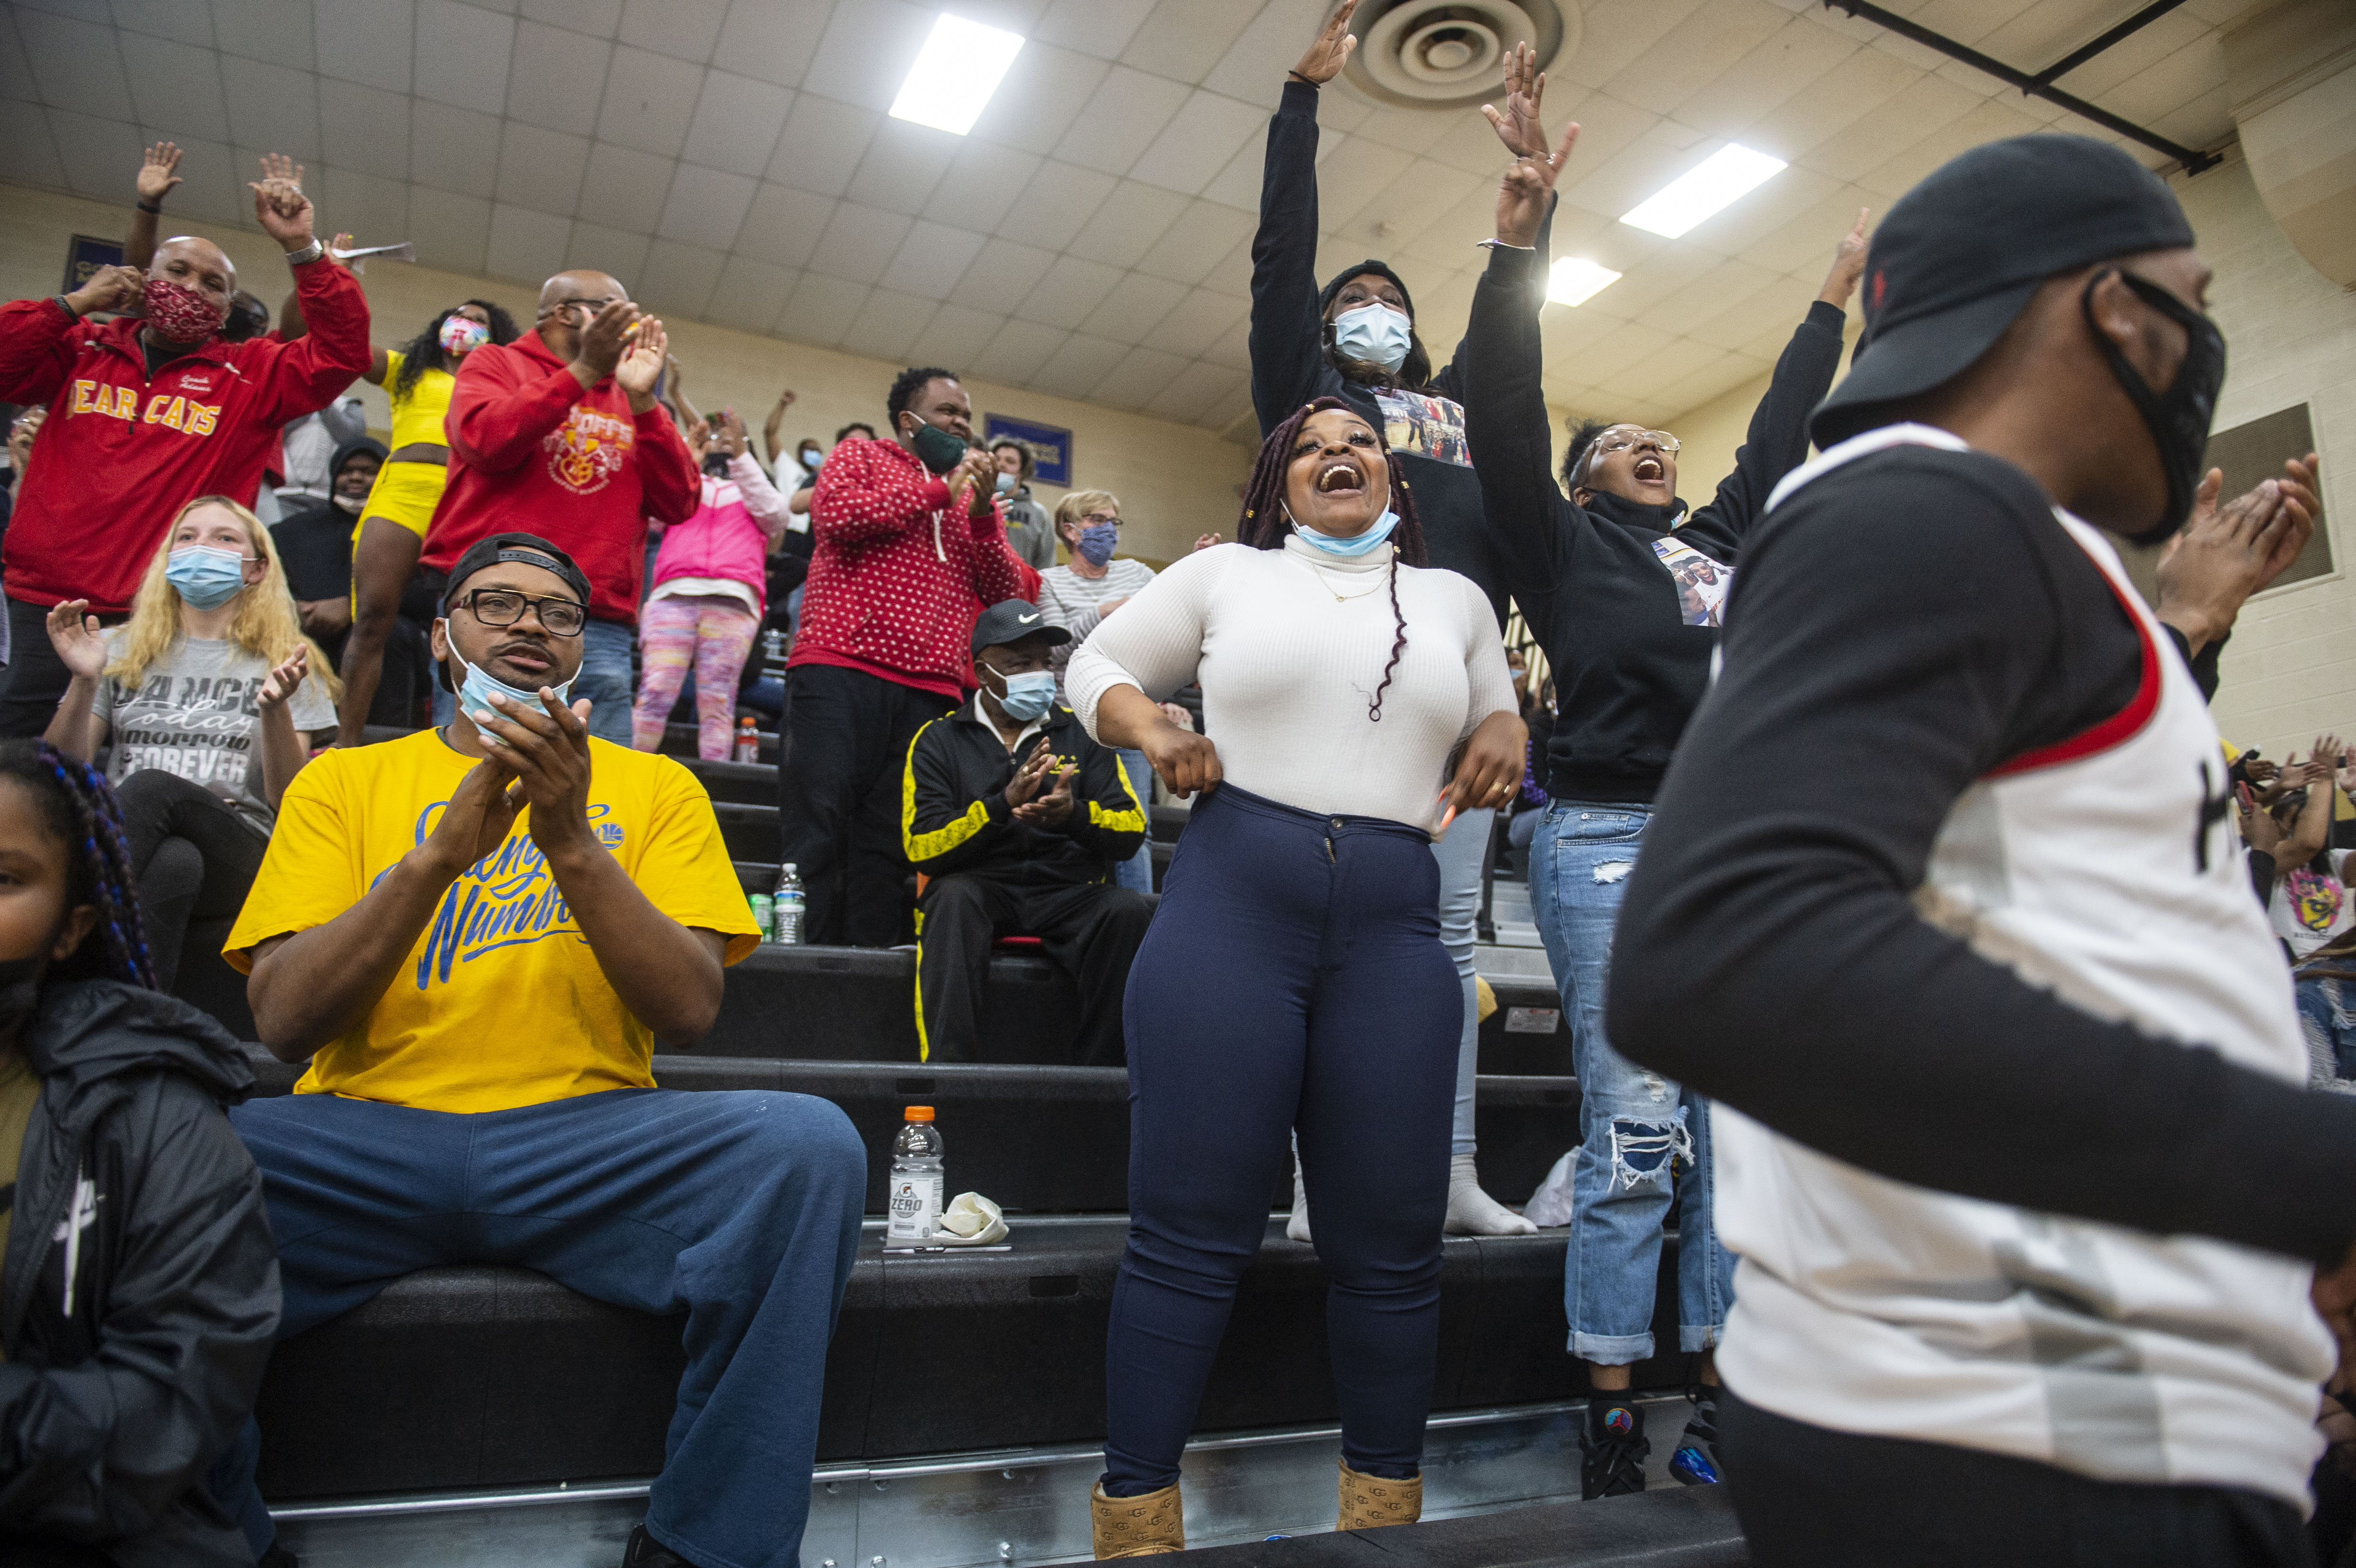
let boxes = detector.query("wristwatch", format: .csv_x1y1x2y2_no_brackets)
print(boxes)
283,238,325,266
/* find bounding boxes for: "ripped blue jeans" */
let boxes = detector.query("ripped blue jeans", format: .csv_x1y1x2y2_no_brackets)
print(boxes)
1531,800,1733,1365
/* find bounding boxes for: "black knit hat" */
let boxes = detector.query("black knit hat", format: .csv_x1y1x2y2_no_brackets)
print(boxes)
1317,261,1415,322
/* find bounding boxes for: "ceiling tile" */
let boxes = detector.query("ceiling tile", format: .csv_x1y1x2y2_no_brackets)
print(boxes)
210,0,310,67
595,44,700,154
1129,198,1251,286
1558,118,1711,227
1344,102,1460,158
316,0,412,92
774,269,869,346
404,187,492,272
658,162,756,248
806,201,914,283
118,33,227,141
802,0,932,115
1561,0,1711,92
907,303,1008,369
1309,135,1417,231
952,0,1047,25
1673,16,1861,141
1144,359,1236,424
47,106,143,199
1797,70,1978,184
410,100,502,196
415,0,513,114
1192,127,1266,211
520,0,621,34
1088,344,1187,410
0,16,36,99
1855,94,2043,203
1200,315,1250,371
0,97,64,187
1116,0,1259,87
619,0,723,61
222,55,320,160
1653,351,1773,421
486,199,573,281
148,131,250,223
1200,0,1329,109
966,40,1105,154
1330,158,1483,253
636,236,726,316
112,0,213,46
1139,286,1247,358
1742,41,1918,164
734,181,837,268
1030,330,1131,400
506,20,609,134
317,80,409,179
998,160,1116,251
316,163,410,243
495,122,590,212
563,218,651,285
580,141,675,230
764,91,877,197
949,235,1057,312
19,9,131,109
1200,381,1253,435
703,254,800,334
1051,65,1189,177
1063,179,1190,269
1032,0,1154,62
844,117,960,216
878,219,989,299
971,317,1069,384
709,0,834,90
1015,253,1123,329
837,286,938,361
1633,254,1784,334
1128,89,1264,195
1075,270,1190,344
1603,0,1789,117
680,72,795,177
919,138,1045,234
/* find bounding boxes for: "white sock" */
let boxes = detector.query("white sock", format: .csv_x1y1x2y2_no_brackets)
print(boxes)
1445,1152,1537,1236
1287,1151,1312,1243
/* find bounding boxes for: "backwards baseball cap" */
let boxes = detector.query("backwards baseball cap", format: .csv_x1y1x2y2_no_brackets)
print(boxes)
970,600,1069,654
1813,134,2195,449
439,532,593,616
1318,260,1416,322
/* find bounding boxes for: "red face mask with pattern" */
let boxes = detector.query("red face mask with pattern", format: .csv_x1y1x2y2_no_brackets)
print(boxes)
142,277,226,345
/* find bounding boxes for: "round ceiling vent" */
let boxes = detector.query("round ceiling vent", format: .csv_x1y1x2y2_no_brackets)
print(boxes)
1341,0,1576,111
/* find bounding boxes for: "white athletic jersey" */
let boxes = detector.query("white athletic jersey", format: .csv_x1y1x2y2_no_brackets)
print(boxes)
1719,425,2333,1510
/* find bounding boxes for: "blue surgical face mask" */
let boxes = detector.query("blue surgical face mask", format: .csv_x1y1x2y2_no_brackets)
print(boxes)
995,471,1019,495
449,641,572,746
1330,302,1411,372
164,544,249,610
986,665,1057,724
1294,508,1399,558
1075,523,1119,568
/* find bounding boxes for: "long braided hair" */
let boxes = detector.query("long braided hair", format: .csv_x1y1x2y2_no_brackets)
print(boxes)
0,741,155,989
1237,397,1428,721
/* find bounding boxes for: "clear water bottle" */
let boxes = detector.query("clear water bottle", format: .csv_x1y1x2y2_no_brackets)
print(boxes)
771,863,803,945
887,1106,944,1241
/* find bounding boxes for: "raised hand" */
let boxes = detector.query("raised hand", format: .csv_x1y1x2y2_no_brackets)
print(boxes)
250,158,316,250
137,142,183,204
1486,40,1548,159
1291,0,1357,85
2158,455,2318,654
1819,208,1872,308
572,299,640,384
65,264,144,318
712,409,751,457
44,601,112,682
256,152,305,191
1490,118,1580,249
257,645,309,711
615,315,667,407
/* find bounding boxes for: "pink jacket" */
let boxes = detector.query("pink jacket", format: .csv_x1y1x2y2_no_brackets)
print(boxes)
648,454,790,610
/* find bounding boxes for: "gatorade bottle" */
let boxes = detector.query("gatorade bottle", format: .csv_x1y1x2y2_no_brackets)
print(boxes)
887,1107,945,1241
748,891,773,942
772,864,804,944
732,716,760,763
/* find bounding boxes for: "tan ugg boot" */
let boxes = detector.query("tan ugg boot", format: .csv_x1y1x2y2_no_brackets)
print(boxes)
1091,1480,1184,1558
1337,1462,1422,1531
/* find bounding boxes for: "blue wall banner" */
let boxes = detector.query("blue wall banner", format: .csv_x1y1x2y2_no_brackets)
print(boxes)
981,414,1073,488
65,235,125,297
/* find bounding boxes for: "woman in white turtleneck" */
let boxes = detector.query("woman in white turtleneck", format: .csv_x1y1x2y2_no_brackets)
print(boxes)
1064,396,1523,1553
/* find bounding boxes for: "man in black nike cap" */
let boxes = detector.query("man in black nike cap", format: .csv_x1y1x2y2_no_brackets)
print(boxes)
900,599,1154,1064
1601,133,2344,1564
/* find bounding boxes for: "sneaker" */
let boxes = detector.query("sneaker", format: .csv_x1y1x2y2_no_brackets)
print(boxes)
623,1524,702,1568
1579,1399,1649,1499
1668,1385,1722,1485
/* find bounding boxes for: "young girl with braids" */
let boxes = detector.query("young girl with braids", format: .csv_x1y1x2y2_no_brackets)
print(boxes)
1065,398,1523,1554
0,740,278,1567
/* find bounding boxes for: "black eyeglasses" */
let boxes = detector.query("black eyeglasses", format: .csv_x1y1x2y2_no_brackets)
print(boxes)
454,589,587,637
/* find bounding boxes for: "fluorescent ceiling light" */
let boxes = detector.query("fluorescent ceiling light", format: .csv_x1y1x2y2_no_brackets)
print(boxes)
1548,258,1622,307
1621,144,1789,238
890,14,1025,135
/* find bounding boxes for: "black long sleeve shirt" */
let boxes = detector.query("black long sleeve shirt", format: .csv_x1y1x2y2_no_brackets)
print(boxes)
1460,242,1847,803
1608,441,2356,1267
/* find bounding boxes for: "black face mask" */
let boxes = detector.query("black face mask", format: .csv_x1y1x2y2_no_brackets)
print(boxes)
0,953,45,1034
905,419,967,476
2083,270,2226,546
702,450,733,477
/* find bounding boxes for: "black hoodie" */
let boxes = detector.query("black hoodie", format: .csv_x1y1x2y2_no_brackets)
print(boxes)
269,435,386,604
0,981,276,1568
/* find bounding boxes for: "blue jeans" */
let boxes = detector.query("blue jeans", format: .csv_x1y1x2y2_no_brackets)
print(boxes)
1113,747,1155,893
2300,975,2356,1084
1531,800,1732,1364
223,1087,867,1568
442,617,635,743
1432,806,1494,1158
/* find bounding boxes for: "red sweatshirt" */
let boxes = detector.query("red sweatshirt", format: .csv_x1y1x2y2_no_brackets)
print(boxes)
418,328,698,623
0,259,370,612
791,437,1041,698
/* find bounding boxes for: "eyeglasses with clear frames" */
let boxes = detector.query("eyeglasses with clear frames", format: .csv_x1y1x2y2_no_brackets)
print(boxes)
1592,428,1681,457
455,589,588,638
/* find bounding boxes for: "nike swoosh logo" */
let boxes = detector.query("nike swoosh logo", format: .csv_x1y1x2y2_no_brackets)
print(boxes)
1018,613,1039,623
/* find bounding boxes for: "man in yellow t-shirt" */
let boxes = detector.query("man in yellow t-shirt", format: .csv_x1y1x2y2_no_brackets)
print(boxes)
216,534,864,1568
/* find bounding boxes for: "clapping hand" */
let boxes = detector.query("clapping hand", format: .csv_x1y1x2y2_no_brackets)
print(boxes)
1014,757,1079,828
1003,745,1063,809
257,645,308,712
1819,208,1872,308
949,446,998,517
573,299,644,383
44,601,111,681
615,316,669,411
138,142,183,205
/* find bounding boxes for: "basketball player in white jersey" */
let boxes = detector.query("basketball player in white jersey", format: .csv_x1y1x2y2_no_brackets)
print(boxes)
1606,133,2340,1565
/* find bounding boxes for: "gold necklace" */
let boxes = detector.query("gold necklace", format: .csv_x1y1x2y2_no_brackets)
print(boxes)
1295,551,1393,602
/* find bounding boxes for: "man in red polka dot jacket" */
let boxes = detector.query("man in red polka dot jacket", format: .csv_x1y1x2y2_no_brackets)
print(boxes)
779,366,1042,947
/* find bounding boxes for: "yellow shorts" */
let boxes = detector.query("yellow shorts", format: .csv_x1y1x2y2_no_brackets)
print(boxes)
356,458,448,541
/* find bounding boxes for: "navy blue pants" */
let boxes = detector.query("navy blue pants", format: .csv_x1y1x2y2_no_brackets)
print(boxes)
1104,784,1460,1493
222,1087,867,1568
